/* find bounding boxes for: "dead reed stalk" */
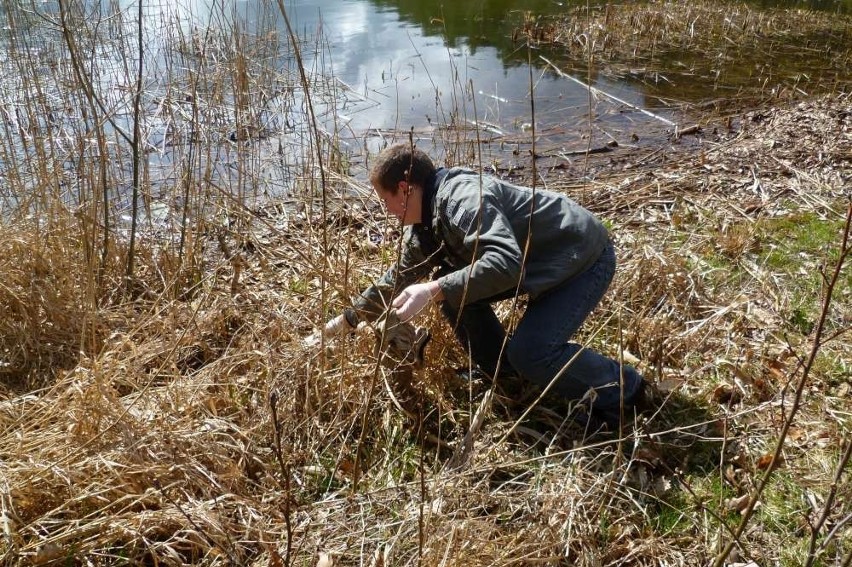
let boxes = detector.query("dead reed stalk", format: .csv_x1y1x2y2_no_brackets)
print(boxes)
0,0,849,563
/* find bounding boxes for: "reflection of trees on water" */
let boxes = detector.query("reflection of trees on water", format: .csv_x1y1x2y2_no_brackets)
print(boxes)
367,0,561,62
368,0,850,60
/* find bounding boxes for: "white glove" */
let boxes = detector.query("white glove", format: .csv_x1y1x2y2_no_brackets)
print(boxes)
324,314,352,337
302,314,354,347
391,282,440,322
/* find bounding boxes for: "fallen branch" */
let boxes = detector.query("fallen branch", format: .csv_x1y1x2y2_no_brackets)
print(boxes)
540,55,677,128
674,123,702,139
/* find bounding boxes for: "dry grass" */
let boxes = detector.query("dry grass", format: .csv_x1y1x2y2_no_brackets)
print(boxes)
525,0,850,54
1,0,851,565
522,0,852,102
1,91,849,566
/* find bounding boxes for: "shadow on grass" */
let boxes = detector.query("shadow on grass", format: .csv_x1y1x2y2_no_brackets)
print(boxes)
485,378,724,475
388,369,723,485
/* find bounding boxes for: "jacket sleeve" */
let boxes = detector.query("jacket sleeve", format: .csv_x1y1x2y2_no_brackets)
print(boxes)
436,186,524,307
351,227,435,322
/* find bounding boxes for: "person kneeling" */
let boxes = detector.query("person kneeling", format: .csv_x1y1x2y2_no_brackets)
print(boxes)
319,144,646,430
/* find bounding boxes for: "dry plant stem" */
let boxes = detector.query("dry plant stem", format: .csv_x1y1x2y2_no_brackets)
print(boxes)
806,430,852,565
417,407,425,566
152,479,236,564
712,202,852,567
178,83,199,275
126,0,144,281
269,392,293,567
495,40,540,368
448,41,539,472
582,0,593,202
57,0,112,291
497,40,538,350
446,388,493,471
353,134,418,488
275,0,330,358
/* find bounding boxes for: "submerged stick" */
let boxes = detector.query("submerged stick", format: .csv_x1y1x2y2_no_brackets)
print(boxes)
540,55,677,127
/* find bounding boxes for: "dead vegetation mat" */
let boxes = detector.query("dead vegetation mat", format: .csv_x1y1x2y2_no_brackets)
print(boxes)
522,0,852,102
0,92,850,566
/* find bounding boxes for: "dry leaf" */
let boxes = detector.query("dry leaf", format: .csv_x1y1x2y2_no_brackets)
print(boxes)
33,543,65,565
756,453,783,470
766,357,787,377
712,383,742,404
338,458,355,476
652,475,672,496
317,552,334,567
725,493,752,514
621,349,641,365
633,445,663,467
656,378,681,394
787,427,807,442
369,545,386,567
266,544,285,567
724,464,740,487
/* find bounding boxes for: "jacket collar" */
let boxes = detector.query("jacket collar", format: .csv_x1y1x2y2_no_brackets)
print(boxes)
421,167,447,229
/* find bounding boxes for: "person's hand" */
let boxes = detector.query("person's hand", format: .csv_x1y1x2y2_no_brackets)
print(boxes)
392,282,441,322
302,314,354,347
323,314,352,337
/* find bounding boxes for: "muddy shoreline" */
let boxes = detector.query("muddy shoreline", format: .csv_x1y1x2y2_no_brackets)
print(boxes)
492,92,849,206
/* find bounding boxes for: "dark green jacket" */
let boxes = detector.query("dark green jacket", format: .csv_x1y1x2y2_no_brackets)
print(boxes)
352,167,609,321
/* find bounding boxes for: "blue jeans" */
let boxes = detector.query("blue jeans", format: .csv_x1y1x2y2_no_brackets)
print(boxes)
440,241,643,412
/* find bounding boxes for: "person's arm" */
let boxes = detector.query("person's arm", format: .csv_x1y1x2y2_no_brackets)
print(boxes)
351,226,435,322
391,181,523,320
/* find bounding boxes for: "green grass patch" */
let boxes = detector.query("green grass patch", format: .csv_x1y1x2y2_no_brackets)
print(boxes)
755,210,847,334
758,211,843,270
757,472,810,536
652,490,695,535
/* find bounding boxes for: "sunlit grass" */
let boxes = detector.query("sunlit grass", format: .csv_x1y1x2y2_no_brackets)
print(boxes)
0,0,850,565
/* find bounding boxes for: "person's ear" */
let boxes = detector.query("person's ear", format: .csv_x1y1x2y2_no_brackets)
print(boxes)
397,181,409,196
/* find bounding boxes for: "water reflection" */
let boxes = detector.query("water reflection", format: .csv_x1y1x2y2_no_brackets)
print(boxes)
283,0,666,151
281,0,849,147
1,0,848,222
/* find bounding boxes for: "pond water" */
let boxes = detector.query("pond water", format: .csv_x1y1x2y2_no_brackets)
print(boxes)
272,0,851,161
0,0,848,219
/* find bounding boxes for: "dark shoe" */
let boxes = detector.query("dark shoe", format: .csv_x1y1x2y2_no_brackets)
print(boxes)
590,378,650,430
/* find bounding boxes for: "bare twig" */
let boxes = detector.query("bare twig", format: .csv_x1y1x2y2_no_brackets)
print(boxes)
269,391,293,567
713,203,852,567
806,431,852,566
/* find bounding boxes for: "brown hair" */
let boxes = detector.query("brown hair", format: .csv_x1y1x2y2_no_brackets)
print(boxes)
369,144,436,195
